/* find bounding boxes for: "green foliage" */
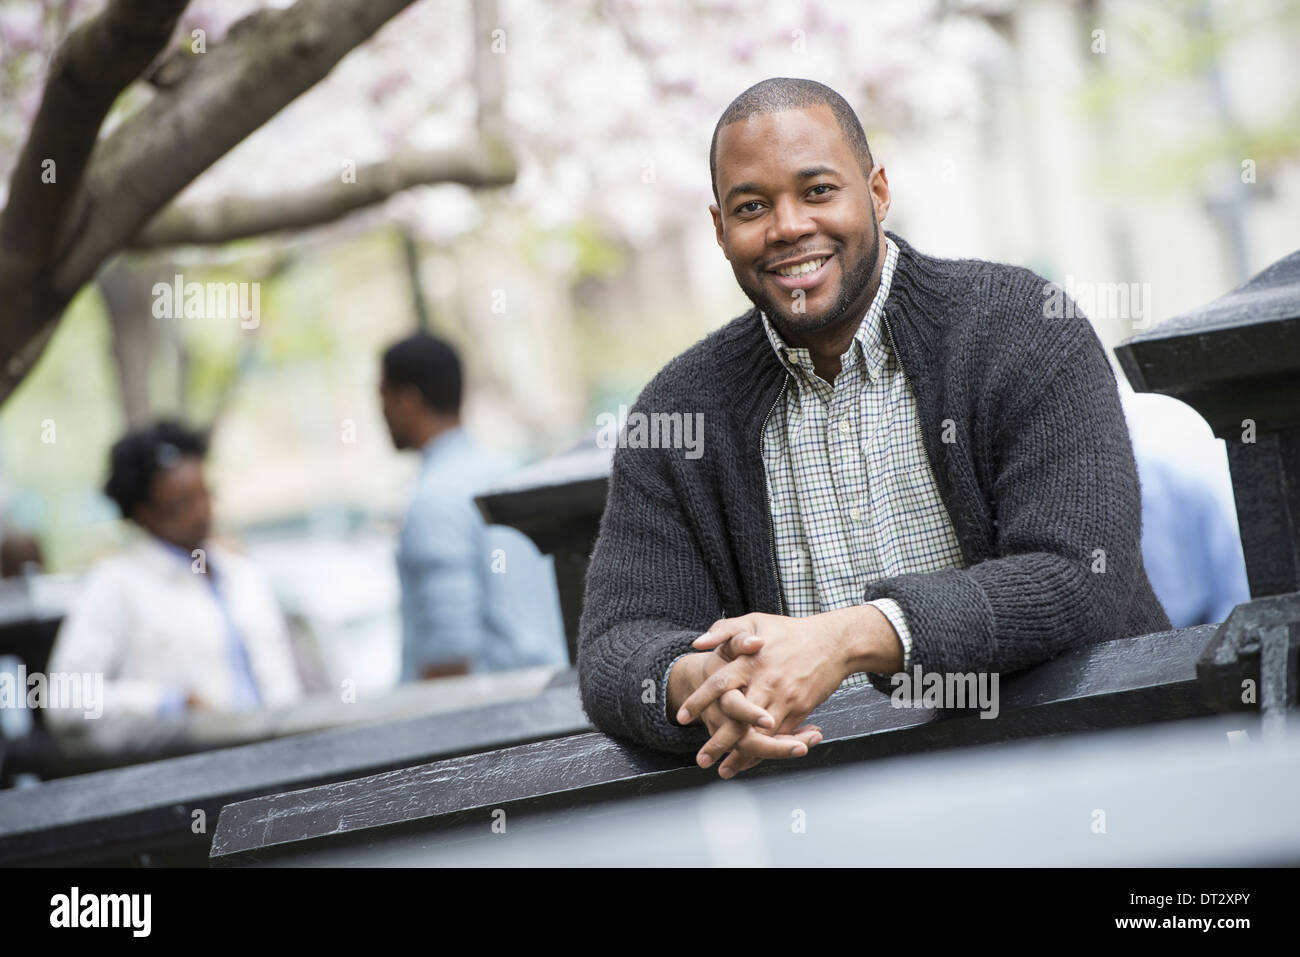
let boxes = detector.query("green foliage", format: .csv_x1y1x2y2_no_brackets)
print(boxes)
0,285,125,570
1076,0,1300,195
519,217,627,279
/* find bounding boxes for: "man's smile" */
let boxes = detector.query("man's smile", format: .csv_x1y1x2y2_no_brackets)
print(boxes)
766,251,836,292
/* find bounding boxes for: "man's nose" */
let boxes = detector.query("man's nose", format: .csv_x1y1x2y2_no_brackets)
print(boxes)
767,195,815,245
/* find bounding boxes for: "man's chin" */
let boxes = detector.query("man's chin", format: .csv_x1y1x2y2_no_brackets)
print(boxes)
746,282,830,323
763,303,845,335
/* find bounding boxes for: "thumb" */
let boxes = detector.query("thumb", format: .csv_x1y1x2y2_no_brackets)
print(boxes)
694,618,764,658
715,632,764,661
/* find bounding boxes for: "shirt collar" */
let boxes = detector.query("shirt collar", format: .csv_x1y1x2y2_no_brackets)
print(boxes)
142,535,218,581
156,539,194,564
421,425,468,467
760,235,899,383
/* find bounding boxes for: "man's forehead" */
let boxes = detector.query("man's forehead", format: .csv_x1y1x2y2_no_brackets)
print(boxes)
716,106,848,181
150,457,203,495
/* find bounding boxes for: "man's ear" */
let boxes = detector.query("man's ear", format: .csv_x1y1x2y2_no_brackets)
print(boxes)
869,164,891,224
398,383,424,412
709,203,727,257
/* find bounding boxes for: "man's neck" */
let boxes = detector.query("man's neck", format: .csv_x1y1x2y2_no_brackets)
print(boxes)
411,416,460,451
152,535,205,561
806,326,861,385
780,249,885,384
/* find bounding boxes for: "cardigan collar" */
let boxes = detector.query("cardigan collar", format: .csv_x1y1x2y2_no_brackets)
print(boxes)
714,230,947,451
758,234,900,389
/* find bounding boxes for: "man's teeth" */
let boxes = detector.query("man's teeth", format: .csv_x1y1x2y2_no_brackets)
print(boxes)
775,257,827,277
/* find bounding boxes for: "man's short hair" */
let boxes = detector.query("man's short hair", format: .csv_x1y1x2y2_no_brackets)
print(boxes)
104,420,208,519
382,334,462,416
709,77,875,205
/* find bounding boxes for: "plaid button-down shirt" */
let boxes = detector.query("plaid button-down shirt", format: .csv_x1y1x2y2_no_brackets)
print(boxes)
662,235,967,718
761,235,966,687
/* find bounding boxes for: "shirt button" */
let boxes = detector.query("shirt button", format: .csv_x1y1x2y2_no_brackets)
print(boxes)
838,419,852,435
849,507,861,521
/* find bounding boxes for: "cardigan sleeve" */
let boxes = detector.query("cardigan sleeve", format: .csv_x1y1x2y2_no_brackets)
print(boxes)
860,321,1160,693
577,441,718,754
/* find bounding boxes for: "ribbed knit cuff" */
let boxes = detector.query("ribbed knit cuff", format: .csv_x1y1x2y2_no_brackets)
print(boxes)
663,653,689,725
627,630,710,753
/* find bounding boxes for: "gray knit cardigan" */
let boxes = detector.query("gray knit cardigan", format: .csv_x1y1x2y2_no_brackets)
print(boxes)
577,230,1172,754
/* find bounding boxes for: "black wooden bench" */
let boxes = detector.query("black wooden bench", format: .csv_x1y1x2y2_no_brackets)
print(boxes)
0,677,590,866
209,710,1294,867
208,623,1223,865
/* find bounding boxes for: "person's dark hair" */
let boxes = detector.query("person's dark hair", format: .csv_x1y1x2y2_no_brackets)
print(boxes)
104,420,208,519
382,334,462,415
709,77,875,206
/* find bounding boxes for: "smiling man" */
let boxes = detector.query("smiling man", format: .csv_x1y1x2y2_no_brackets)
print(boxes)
576,77,1170,777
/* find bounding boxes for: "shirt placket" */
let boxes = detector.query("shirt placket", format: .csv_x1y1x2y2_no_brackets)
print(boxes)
826,357,864,607
789,364,824,612
788,369,822,617
768,391,794,616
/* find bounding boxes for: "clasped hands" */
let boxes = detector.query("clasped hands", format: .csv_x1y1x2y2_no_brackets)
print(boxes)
666,603,904,779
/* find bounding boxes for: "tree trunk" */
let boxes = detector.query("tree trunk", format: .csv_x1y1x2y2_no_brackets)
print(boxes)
97,258,158,430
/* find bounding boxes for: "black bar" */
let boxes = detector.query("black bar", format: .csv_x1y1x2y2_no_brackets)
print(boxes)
210,623,1220,865
0,683,590,866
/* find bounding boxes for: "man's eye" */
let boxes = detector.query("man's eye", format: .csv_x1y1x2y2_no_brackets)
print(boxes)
736,201,761,214
809,184,834,196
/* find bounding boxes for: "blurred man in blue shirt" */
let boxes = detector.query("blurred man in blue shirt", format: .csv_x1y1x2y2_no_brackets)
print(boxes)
379,334,567,681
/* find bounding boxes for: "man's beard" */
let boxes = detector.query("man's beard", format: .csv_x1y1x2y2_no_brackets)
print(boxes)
737,209,880,336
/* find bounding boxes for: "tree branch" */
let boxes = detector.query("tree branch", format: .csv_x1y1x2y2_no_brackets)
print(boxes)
0,0,422,405
50,0,421,297
0,0,187,266
0,0,188,360
129,139,515,248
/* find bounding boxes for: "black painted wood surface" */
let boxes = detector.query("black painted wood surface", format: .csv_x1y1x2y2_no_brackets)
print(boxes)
1115,248,1300,596
0,683,591,866
210,623,1219,865
227,713,1293,867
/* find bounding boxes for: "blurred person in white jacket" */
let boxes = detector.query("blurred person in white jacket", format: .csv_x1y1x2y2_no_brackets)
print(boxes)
45,422,302,750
